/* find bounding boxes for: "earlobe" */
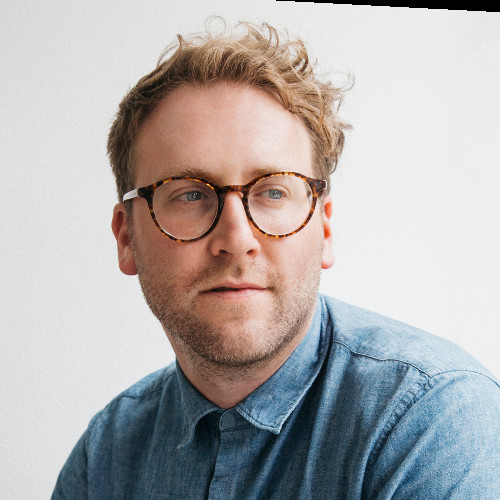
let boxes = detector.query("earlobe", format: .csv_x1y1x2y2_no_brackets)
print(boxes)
321,196,334,269
111,203,138,276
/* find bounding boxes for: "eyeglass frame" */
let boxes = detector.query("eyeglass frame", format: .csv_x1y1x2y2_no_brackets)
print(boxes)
123,171,327,242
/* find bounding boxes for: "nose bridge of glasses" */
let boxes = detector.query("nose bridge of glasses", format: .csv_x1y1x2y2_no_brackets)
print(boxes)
216,184,247,197
214,185,253,229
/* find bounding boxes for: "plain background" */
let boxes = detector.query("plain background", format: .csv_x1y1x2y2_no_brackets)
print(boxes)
1,1,499,497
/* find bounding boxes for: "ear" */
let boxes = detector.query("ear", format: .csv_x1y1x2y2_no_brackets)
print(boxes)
321,196,334,270
111,203,138,276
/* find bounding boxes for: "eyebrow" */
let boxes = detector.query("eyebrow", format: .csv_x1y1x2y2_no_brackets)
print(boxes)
160,166,286,184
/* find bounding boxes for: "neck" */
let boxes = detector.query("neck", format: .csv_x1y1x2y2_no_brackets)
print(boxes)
172,329,308,409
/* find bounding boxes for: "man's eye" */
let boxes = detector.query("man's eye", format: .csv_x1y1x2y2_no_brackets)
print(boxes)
180,191,203,202
261,189,284,200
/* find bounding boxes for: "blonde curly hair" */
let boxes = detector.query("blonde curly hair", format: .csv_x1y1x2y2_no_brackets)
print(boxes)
108,19,352,201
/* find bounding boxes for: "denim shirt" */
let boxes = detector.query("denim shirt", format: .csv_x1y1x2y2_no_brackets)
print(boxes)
52,296,500,499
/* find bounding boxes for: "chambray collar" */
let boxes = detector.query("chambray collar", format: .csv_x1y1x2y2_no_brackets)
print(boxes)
176,296,329,448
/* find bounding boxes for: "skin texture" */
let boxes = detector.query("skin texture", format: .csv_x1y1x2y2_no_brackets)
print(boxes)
112,82,334,408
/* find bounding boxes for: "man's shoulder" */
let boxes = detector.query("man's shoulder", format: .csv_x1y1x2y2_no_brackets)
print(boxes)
116,363,177,399
88,363,179,433
321,295,498,383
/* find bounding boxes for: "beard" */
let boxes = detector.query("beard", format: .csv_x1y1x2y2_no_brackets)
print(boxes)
134,243,323,369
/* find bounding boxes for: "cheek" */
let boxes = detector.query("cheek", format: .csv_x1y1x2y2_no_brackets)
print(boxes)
146,242,198,275
268,226,324,275
132,206,194,264
150,239,210,282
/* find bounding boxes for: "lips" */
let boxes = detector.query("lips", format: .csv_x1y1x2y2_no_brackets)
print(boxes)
202,282,266,294
211,286,242,292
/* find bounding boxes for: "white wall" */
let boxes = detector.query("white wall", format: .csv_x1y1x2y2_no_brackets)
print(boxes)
1,1,499,497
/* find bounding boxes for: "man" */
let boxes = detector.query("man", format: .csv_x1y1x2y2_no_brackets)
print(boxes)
53,21,500,499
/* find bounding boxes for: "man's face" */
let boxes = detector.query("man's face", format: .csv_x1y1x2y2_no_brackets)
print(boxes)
113,82,333,368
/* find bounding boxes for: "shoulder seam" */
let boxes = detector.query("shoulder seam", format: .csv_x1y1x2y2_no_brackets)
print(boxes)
332,339,434,378
332,340,499,386
365,372,429,475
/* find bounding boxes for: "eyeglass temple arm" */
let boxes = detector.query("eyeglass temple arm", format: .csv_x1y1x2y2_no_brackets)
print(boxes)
122,176,327,202
123,185,154,202
122,189,139,202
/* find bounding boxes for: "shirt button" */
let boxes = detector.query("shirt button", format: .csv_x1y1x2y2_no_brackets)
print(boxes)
219,409,244,430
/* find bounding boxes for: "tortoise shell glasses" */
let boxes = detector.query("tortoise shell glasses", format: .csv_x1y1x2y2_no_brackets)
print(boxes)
123,171,327,242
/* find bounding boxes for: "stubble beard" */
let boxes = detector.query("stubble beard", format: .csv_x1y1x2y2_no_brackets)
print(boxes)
134,246,322,372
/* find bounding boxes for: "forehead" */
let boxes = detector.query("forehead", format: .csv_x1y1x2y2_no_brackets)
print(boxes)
133,82,313,186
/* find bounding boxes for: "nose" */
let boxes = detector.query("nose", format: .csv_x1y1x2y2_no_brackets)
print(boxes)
207,192,261,258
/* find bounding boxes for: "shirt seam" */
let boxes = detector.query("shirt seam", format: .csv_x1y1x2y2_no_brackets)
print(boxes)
332,339,499,385
365,371,429,477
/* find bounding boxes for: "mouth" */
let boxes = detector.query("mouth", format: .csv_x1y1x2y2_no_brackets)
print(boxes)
201,282,267,298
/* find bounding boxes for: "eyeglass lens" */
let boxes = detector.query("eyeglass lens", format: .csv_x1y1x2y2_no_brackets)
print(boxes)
152,174,314,241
